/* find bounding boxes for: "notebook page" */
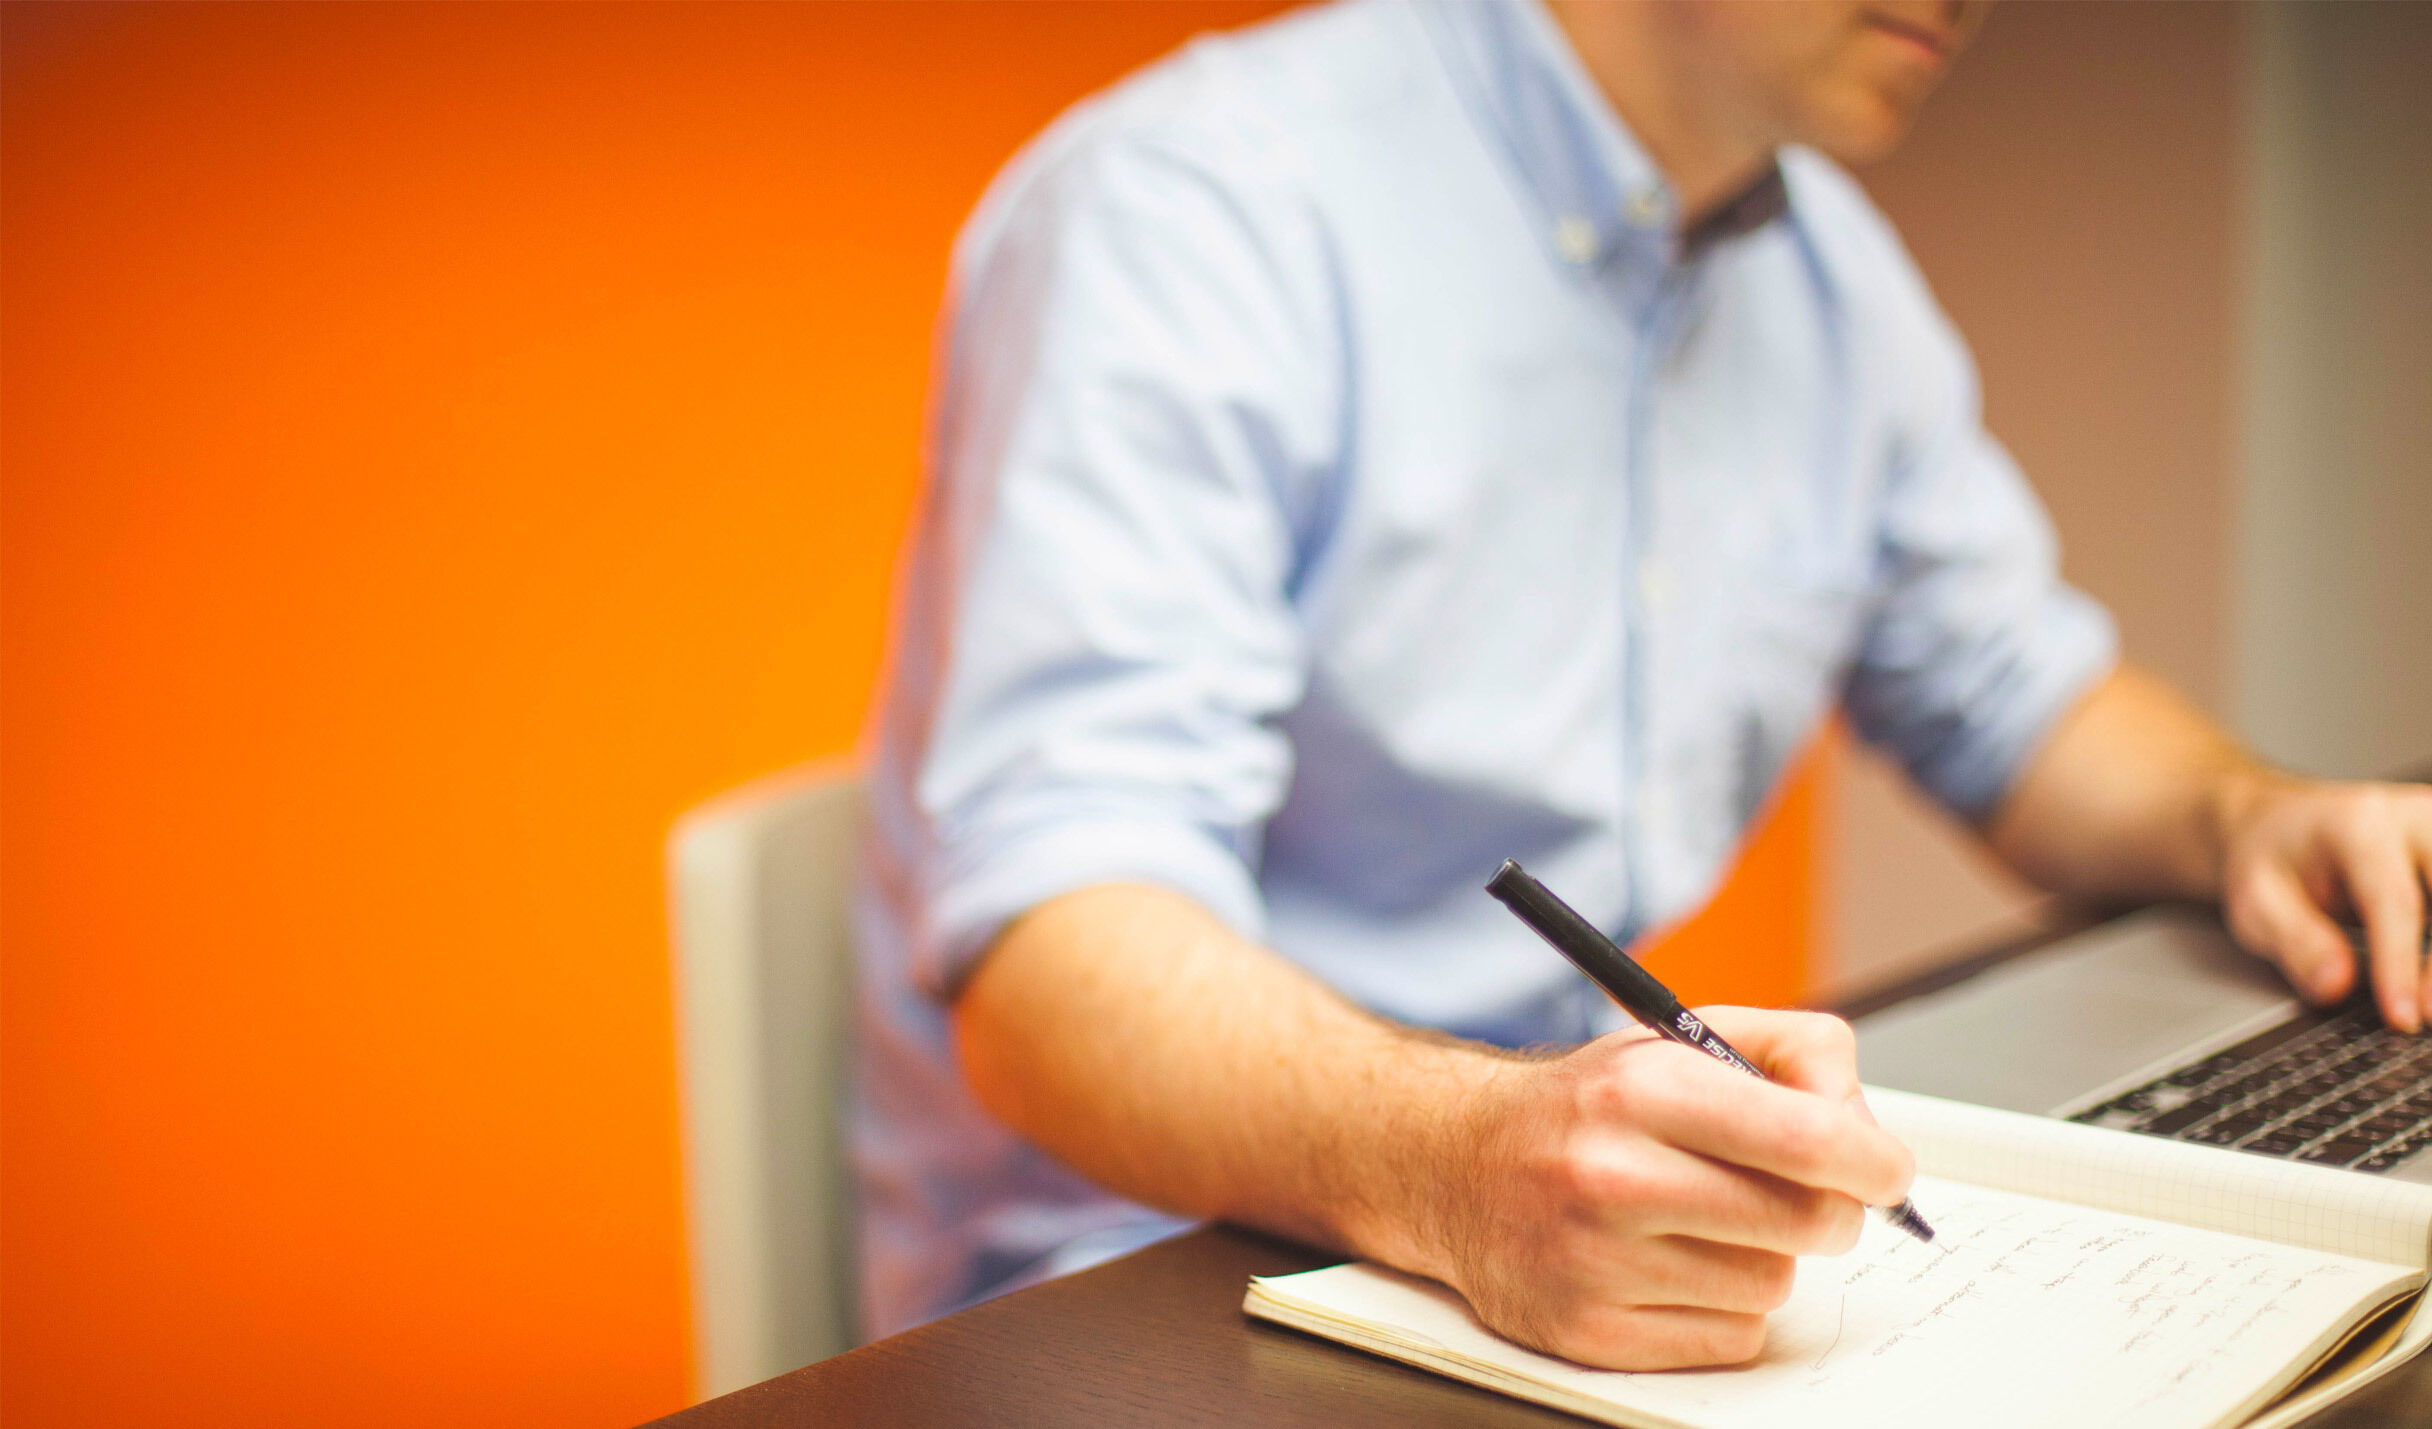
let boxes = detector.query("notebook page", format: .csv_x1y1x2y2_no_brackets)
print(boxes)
1868,1086,2432,1269
2246,1295,2432,1429
1248,1175,2422,1429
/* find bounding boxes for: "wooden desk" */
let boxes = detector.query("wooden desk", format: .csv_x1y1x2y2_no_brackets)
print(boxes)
649,917,2432,1429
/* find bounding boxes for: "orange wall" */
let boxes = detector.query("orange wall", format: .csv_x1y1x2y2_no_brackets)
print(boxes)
1639,735,1828,1014
0,3,1812,1424
0,5,1289,1424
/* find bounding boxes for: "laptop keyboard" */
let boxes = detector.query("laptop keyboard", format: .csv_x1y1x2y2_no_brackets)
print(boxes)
2069,1003,2432,1173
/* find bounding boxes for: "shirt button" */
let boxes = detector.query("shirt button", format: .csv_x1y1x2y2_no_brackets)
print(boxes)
1626,189,1668,229
1639,559,1671,609
1553,215,1598,265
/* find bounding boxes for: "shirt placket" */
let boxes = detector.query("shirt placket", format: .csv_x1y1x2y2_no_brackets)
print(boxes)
1614,247,1700,948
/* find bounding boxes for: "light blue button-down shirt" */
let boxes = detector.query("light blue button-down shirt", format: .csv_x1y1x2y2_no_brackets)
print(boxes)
852,0,2115,1337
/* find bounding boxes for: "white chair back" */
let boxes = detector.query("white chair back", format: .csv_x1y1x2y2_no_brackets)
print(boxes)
667,766,862,1399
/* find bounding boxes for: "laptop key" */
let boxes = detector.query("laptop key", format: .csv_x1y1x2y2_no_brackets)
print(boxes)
2359,1137,2432,1173
2165,1057,2238,1089
2299,1136,2380,1168
2138,1101,2222,1136
2321,1095,2383,1123
2262,1093,2328,1118
2194,1112,2272,1145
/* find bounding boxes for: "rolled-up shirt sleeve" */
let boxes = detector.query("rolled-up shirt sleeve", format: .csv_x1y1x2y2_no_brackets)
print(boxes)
894,103,1343,997
1841,310,2118,825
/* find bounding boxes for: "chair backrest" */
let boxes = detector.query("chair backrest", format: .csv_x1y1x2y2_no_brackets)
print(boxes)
667,765,862,1401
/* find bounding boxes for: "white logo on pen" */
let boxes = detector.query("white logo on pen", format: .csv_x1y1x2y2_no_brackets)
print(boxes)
1676,1011,1704,1040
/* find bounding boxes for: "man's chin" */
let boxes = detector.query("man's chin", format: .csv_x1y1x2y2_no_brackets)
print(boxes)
1795,91,1928,167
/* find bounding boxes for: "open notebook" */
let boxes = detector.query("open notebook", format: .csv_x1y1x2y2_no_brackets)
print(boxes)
1245,1088,2432,1429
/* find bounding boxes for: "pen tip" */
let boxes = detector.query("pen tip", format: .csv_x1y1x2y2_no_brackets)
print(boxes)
1884,1200,1935,1244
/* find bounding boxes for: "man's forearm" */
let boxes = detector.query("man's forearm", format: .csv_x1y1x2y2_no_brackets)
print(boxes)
951,882,1504,1276
1986,663,2268,903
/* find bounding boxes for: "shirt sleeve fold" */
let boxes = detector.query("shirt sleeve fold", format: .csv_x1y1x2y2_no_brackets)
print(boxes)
1842,335,2119,824
889,106,1344,999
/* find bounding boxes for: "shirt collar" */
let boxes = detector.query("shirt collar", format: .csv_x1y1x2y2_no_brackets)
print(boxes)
1417,0,1789,272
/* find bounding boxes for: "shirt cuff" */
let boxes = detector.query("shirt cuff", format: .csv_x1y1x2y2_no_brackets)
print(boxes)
919,815,1269,999
1908,588,2119,823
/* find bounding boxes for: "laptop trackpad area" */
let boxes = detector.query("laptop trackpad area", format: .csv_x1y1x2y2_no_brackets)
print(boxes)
1853,907,2295,1117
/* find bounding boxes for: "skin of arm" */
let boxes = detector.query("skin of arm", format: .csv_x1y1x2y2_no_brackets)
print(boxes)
1989,662,2432,1029
953,882,1915,1369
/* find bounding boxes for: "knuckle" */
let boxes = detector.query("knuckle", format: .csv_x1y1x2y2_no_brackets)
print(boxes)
2336,797,2388,842
1557,1139,1670,1221
1580,1065,1651,1130
1544,1129,1605,1197
1575,1060,1625,1121
1593,1040,1650,1098
1561,1147,1635,1208
1645,1041,1701,1093
1811,1013,1858,1054
1773,1011,1855,1071
1617,1046,1694,1120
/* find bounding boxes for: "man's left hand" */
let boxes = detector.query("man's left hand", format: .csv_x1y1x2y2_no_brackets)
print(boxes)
2217,773,2432,1031
1990,665,2432,1032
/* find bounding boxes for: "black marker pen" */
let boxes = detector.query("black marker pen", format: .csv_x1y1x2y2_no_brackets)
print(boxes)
1486,858,1935,1245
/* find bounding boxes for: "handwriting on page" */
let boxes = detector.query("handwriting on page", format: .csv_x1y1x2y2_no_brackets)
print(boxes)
1502,1176,2410,1429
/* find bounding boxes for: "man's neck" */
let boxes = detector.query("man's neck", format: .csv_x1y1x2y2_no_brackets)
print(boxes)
1544,0,1778,229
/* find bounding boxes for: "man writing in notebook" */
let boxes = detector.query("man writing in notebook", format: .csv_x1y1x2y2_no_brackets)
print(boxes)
853,0,2432,1367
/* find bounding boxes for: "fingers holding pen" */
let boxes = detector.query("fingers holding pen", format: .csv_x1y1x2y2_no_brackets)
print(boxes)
1601,1036,1916,1212
1458,869,1922,1367
1693,1004,1864,1101
1443,1032,1896,1370
1573,1136,1869,1257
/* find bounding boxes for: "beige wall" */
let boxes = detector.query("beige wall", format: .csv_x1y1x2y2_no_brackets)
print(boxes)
2236,1,2432,781
1823,2,2245,996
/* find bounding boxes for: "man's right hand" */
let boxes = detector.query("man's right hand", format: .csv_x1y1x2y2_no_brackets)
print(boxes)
1412,1007,1915,1371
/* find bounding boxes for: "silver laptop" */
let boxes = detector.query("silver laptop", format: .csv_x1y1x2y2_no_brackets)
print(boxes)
1853,907,2432,1185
